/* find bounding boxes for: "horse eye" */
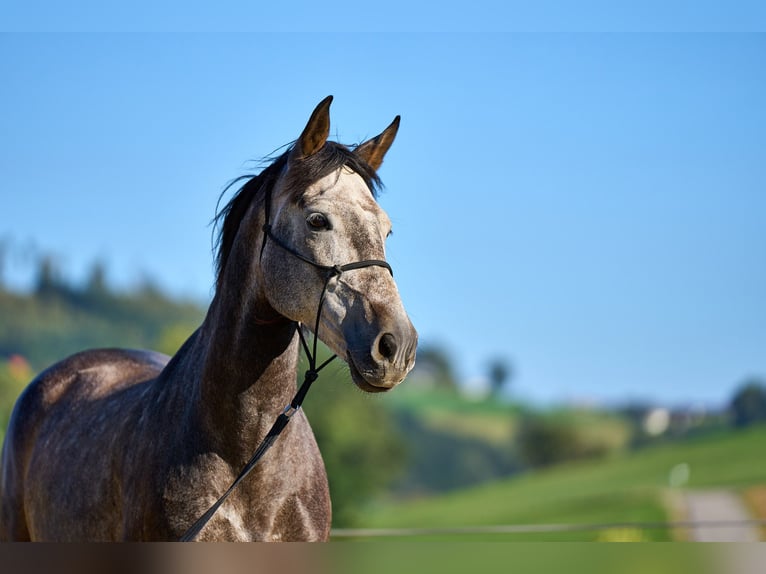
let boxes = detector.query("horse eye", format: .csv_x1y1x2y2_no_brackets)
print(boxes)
306,212,330,230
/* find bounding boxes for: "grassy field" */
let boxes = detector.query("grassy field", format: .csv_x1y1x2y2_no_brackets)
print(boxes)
335,424,766,541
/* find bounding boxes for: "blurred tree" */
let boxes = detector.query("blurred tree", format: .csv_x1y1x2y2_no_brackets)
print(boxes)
516,411,630,468
85,261,109,299
516,416,576,468
35,255,61,298
729,379,766,428
487,357,512,398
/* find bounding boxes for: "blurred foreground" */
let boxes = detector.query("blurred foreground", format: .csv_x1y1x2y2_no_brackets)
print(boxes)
0,542,763,574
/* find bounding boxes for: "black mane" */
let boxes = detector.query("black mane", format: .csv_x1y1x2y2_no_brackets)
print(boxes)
213,141,382,290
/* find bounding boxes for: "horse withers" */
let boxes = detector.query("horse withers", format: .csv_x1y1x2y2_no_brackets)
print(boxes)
0,96,417,541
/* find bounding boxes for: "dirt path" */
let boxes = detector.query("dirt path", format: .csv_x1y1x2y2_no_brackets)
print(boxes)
684,490,761,542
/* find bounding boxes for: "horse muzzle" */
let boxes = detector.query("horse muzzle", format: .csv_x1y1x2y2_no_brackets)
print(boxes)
347,320,418,392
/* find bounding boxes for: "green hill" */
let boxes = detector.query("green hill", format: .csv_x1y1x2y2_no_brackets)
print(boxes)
339,424,766,541
0,280,205,371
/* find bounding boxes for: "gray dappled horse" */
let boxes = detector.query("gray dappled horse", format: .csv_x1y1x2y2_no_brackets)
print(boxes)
0,97,417,541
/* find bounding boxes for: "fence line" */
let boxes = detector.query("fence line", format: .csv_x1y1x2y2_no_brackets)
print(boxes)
331,519,766,538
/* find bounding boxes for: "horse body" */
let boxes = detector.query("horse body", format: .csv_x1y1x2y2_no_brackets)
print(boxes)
3,321,329,541
0,96,416,541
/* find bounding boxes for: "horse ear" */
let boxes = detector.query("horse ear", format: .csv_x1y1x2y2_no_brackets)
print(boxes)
295,95,333,159
354,115,400,171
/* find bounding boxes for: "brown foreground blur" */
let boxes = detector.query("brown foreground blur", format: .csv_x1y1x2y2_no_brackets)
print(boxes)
2,542,763,574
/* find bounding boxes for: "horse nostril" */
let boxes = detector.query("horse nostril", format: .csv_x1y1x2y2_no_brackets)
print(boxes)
377,333,398,362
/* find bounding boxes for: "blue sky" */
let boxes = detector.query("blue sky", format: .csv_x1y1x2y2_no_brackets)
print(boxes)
1,31,764,406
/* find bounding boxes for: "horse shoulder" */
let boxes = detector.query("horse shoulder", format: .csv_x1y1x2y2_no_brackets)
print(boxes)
267,412,332,541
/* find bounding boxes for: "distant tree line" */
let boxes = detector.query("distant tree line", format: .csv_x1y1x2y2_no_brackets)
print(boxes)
729,379,766,428
0,256,204,368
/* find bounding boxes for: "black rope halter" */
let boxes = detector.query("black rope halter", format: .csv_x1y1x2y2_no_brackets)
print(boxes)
180,187,392,542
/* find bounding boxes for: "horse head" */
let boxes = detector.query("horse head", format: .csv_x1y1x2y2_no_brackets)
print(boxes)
254,96,417,392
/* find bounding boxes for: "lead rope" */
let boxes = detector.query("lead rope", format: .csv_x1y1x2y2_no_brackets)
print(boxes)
178,323,335,542
179,189,391,542
179,275,337,543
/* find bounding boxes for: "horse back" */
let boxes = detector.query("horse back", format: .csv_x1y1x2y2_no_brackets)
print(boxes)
0,348,168,541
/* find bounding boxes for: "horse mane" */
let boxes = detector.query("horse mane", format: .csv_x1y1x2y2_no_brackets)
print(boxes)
213,141,383,291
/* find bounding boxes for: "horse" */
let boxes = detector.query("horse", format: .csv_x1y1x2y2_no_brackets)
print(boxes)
0,96,417,541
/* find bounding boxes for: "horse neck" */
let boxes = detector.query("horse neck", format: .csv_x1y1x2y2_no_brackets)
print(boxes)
191,272,301,464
